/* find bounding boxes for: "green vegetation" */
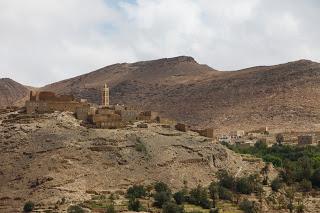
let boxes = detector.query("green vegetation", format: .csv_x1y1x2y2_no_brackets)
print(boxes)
23,201,35,212
128,197,142,212
67,205,84,213
226,141,320,189
126,185,147,198
239,199,259,213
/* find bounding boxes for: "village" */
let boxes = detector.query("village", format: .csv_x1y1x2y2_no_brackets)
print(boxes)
23,83,320,148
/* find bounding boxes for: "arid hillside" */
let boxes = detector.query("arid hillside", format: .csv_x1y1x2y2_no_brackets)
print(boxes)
0,111,264,212
42,56,320,134
0,78,29,108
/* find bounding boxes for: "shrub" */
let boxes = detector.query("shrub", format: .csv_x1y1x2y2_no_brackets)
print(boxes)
173,191,186,205
155,182,171,193
217,170,235,189
311,168,320,187
254,140,268,150
276,134,284,145
263,155,282,167
239,199,259,213
23,201,35,212
208,182,219,207
236,177,255,194
106,204,116,213
154,191,171,208
127,185,146,198
67,205,84,213
135,142,147,153
271,177,283,192
209,208,219,213
162,202,184,213
299,179,312,192
189,185,211,209
218,186,233,201
128,197,142,212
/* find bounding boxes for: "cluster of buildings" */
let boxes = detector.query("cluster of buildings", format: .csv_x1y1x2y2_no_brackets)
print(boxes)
25,83,161,129
24,84,320,145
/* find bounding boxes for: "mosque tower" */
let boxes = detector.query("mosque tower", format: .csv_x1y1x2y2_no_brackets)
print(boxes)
102,82,109,107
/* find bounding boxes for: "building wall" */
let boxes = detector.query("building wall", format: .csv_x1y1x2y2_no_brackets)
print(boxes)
298,136,314,145
175,123,189,132
26,100,89,114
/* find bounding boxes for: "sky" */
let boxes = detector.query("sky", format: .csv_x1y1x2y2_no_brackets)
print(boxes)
0,0,319,86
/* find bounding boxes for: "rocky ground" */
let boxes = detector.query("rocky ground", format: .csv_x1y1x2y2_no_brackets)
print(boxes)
0,111,266,212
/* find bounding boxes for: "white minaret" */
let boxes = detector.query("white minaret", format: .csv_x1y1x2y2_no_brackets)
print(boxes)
102,83,109,107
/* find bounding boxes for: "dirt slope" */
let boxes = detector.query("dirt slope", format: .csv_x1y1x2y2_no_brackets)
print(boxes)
42,57,320,134
0,78,29,108
0,111,263,212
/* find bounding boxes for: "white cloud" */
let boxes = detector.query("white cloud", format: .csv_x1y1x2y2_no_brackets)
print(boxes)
0,0,319,86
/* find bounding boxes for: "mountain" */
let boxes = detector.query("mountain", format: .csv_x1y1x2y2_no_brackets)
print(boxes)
42,56,320,134
0,78,29,108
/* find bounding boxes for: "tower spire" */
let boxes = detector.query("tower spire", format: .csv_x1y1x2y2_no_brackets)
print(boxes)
102,82,109,107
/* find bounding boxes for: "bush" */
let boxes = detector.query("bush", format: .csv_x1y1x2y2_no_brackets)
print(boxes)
239,199,259,213
189,185,211,209
218,186,233,201
299,179,312,192
23,201,35,212
173,191,186,205
276,134,284,145
254,140,268,150
217,170,235,189
155,182,171,193
271,177,283,192
209,208,219,213
208,182,219,207
162,202,184,213
127,185,146,198
236,177,255,194
128,197,142,212
67,205,84,213
263,155,283,167
106,204,116,213
311,168,320,187
154,191,171,208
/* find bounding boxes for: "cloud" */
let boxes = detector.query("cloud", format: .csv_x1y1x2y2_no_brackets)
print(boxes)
0,0,319,86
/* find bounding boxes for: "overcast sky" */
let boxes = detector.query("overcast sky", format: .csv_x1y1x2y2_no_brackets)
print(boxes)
0,0,319,86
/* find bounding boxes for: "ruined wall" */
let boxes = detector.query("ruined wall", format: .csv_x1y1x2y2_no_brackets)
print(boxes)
26,100,89,114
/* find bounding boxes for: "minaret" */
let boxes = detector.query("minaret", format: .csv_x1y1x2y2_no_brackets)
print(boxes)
102,83,109,107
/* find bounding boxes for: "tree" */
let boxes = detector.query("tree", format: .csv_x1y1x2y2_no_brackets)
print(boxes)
254,140,268,150
154,191,171,208
218,186,233,201
127,185,146,198
173,191,186,205
217,170,235,190
311,168,320,187
189,185,212,209
261,163,271,185
276,134,284,146
128,197,142,212
162,202,184,213
106,204,116,213
155,182,171,193
285,188,296,213
299,179,312,192
271,177,283,192
23,201,35,212
67,205,84,213
239,199,259,213
208,182,219,208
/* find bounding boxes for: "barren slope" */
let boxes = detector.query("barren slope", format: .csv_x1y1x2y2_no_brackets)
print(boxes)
0,111,263,212
0,78,29,108
42,57,320,134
